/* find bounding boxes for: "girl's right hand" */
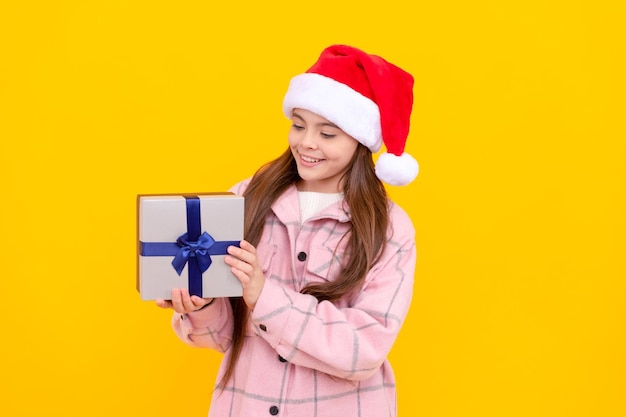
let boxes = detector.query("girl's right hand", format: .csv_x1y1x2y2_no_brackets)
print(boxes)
155,288,213,314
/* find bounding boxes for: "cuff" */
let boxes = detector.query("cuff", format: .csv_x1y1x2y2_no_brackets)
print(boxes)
249,280,292,348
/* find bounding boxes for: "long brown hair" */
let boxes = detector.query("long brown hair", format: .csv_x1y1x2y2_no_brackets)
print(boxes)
218,144,389,389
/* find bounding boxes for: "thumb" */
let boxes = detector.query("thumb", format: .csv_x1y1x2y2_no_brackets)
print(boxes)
191,295,211,309
155,298,173,309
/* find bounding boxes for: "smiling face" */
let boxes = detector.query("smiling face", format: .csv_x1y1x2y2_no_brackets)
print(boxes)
288,108,359,193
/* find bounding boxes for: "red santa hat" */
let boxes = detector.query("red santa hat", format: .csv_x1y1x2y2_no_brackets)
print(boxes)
283,44,418,186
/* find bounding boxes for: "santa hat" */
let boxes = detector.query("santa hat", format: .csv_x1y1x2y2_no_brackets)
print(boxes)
282,44,418,186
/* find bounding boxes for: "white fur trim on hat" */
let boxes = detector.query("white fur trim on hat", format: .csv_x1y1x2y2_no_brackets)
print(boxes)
282,73,383,152
375,152,419,186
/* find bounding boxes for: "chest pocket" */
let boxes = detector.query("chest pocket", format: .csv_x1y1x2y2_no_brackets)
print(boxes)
257,242,278,274
304,245,346,285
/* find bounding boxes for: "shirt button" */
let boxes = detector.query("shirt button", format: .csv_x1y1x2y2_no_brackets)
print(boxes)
269,405,279,415
278,355,287,362
297,251,307,261
259,324,267,332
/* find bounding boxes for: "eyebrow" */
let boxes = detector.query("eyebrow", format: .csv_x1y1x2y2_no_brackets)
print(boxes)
292,112,340,129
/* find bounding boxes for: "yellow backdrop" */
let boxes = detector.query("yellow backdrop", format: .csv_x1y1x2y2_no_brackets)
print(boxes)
1,1,624,416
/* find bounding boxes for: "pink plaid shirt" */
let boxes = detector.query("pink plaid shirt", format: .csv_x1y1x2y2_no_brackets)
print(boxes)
172,180,417,417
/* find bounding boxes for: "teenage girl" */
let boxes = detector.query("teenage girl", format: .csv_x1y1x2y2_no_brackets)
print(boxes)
156,44,419,417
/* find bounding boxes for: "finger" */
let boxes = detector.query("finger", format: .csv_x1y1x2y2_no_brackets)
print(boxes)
230,266,251,286
225,255,254,275
227,245,253,263
179,288,198,312
170,288,186,313
229,241,259,262
190,295,209,309
239,240,256,254
155,298,173,309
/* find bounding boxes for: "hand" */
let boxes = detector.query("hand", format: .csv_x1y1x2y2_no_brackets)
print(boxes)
155,288,213,314
225,240,265,310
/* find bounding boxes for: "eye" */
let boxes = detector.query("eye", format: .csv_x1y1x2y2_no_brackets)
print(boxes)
320,132,336,139
291,123,304,130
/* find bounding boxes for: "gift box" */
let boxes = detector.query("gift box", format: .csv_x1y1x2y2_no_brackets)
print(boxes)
137,193,244,300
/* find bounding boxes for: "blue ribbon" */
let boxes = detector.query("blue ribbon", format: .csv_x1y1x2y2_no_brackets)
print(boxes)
140,196,240,297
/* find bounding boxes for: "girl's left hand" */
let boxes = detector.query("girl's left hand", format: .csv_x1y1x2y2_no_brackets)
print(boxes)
225,240,265,310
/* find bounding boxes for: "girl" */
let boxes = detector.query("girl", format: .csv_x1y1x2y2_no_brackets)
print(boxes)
156,44,419,417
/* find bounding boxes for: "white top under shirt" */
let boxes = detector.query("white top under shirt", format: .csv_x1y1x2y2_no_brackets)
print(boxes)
298,191,344,224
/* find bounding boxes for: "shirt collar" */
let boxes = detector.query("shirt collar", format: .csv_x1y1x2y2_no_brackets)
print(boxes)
271,184,351,224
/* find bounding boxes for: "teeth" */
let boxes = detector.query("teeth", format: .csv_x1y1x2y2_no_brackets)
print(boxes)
302,155,322,163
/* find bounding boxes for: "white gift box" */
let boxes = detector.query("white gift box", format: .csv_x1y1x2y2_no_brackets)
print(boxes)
137,193,244,300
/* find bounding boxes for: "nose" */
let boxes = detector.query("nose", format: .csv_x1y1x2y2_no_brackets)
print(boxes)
300,130,317,149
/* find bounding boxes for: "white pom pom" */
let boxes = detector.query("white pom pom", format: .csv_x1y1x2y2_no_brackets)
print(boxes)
375,152,419,186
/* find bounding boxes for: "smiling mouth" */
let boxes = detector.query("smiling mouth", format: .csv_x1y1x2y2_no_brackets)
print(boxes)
301,154,323,163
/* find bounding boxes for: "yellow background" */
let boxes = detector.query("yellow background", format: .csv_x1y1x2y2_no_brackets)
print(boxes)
1,1,624,416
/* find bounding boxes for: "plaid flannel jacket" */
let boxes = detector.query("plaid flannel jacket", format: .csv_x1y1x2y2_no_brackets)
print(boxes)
172,179,417,417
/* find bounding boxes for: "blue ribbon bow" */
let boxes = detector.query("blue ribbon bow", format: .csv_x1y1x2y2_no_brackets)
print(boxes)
172,231,216,275
140,196,240,297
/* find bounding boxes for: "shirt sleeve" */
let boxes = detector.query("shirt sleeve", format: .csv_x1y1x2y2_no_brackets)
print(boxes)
249,208,417,380
171,298,234,352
